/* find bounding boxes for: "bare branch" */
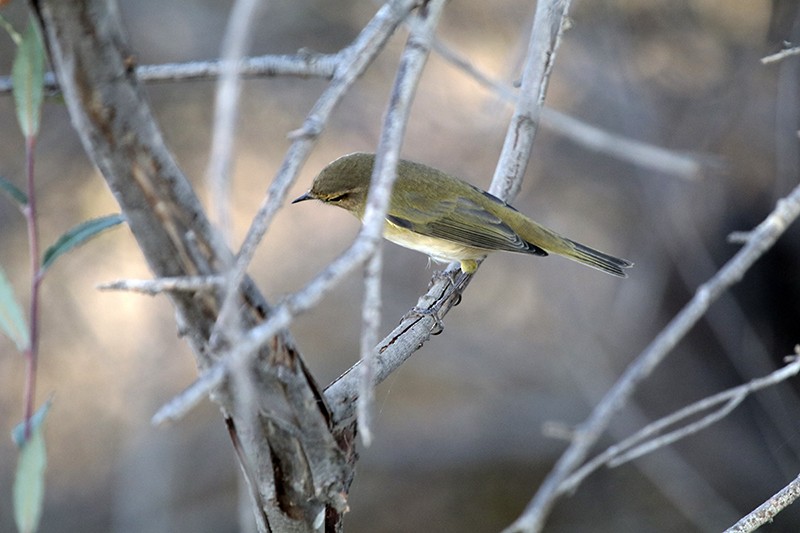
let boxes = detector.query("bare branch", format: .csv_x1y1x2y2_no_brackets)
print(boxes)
725,473,800,532
560,355,800,493
356,0,447,446
207,0,264,244
0,53,339,94
96,275,225,295
490,0,573,201
151,0,422,423
432,38,705,180
761,46,800,65
505,181,800,532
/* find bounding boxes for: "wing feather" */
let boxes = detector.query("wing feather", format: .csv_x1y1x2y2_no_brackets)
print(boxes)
387,194,547,256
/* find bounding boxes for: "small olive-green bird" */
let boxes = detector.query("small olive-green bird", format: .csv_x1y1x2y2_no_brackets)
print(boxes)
293,152,632,277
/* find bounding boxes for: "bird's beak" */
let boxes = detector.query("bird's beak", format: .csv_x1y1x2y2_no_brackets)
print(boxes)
291,191,314,204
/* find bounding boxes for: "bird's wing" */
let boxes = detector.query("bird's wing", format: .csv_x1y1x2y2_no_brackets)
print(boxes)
386,191,547,256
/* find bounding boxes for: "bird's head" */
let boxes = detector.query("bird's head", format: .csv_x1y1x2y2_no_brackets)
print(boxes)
292,152,375,217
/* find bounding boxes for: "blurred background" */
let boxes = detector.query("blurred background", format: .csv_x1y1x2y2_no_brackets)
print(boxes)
2,0,800,531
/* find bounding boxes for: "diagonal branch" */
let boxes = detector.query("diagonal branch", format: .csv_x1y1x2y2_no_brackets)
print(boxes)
560,354,800,494
505,180,800,532
725,472,800,532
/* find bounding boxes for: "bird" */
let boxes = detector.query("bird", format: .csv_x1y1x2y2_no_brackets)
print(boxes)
292,152,632,277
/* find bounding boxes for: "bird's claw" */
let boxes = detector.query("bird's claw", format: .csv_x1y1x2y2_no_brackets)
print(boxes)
404,305,444,335
428,268,460,289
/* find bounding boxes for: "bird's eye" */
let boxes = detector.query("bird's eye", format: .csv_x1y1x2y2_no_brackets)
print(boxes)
328,193,349,203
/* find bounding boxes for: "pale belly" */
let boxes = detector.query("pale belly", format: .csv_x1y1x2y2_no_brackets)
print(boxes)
383,221,487,264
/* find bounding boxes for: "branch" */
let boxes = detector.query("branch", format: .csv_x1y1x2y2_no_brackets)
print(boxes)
356,0,447,445
505,180,800,532
431,38,705,180
560,354,800,493
35,0,405,529
725,472,800,532
96,275,225,295
0,52,339,93
150,0,423,425
761,45,800,65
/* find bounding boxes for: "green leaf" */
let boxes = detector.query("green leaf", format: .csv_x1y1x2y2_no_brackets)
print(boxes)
0,176,29,208
0,266,30,352
41,214,125,273
11,16,45,138
12,399,52,533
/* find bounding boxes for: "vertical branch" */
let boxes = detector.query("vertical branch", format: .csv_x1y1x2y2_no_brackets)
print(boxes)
490,0,573,200
207,0,264,245
356,0,448,446
205,4,266,526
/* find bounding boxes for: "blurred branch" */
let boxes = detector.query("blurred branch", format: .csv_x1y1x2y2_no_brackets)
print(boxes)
0,26,706,181
203,7,263,529
206,0,263,245
762,45,800,64
0,53,339,93
96,275,225,295
432,38,705,180
725,472,800,532
505,182,800,532
561,354,800,492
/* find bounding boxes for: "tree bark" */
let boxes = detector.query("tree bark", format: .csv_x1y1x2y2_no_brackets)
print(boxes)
32,0,354,530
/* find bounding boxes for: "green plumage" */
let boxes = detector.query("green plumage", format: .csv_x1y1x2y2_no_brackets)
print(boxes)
293,152,632,277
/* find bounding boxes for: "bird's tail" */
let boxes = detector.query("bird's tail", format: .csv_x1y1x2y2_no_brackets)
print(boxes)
563,239,633,278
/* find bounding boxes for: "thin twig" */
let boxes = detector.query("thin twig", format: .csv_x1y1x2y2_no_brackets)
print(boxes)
356,0,447,446
761,46,800,65
206,8,265,517
432,38,704,180
560,356,800,493
96,275,226,295
505,183,800,532
207,0,264,244
490,0,573,201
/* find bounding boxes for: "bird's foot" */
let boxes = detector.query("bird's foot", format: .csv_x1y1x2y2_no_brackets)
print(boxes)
428,267,460,290
404,305,445,335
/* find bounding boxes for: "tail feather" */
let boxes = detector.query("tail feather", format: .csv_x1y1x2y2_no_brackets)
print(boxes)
565,239,633,278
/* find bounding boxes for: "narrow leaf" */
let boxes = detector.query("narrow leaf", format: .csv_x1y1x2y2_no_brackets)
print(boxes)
41,214,125,273
0,266,30,352
0,176,29,208
12,399,52,533
11,16,45,138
